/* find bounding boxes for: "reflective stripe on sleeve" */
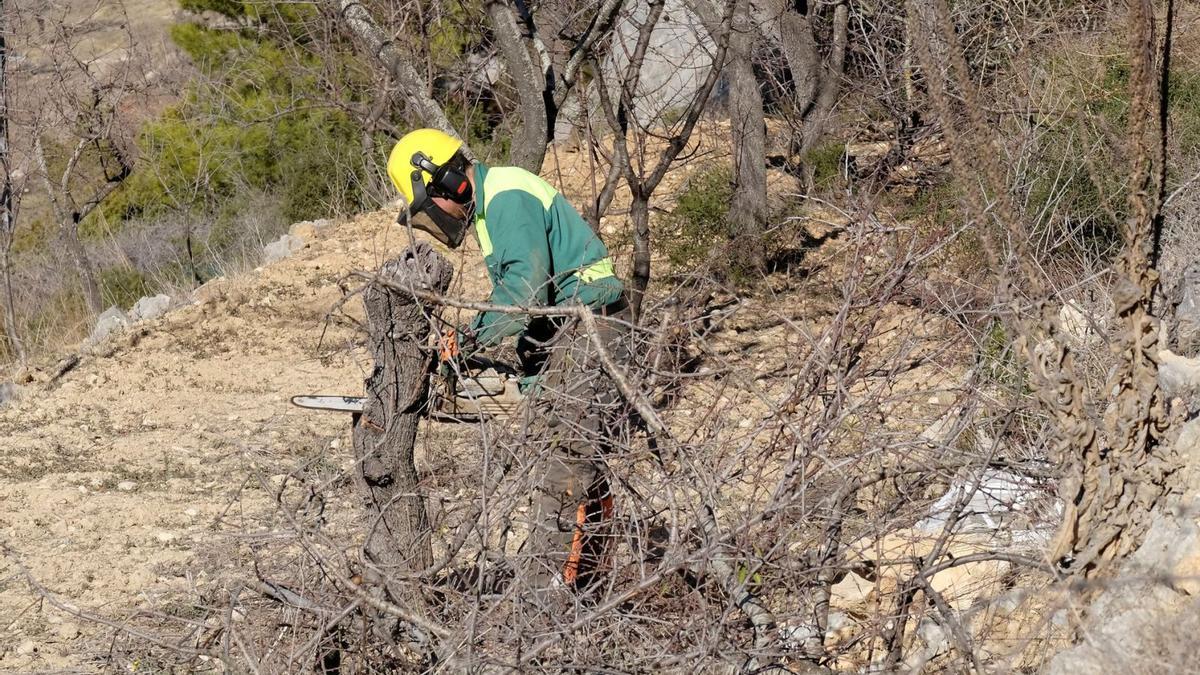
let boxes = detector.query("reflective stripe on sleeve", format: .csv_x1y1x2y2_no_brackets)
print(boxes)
575,257,616,283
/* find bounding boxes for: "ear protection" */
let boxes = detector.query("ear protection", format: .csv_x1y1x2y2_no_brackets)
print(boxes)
411,151,473,205
405,151,473,249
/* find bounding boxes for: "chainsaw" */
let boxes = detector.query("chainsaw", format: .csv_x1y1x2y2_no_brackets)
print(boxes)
291,355,524,423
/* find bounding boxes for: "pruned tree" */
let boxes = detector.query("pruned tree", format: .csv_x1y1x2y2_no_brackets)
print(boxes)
593,0,738,320
353,242,452,621
774,0,849,188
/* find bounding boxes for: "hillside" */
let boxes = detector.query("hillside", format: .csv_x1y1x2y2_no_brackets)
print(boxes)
0,142,1082,673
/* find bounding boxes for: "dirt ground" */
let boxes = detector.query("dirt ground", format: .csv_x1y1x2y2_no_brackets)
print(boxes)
0,128,997,670
0,211,500,670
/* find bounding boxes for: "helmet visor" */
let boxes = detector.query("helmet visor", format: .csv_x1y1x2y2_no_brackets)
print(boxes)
405,169,469,248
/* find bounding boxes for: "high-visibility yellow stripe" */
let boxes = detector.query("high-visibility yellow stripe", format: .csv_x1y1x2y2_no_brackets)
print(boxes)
476,167,556,260
475,216,493,257
575,257,615,283
482,167,556,211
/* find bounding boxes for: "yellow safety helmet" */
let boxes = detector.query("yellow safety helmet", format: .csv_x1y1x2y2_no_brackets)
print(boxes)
388,129,474,248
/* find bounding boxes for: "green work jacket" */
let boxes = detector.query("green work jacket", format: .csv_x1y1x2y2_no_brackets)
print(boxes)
468,162,622,346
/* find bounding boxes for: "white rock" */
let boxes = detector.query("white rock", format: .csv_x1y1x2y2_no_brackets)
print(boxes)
15,639,35,655
155,531,177,543
117,480,137,492
1058,301,1094,345
1157,349,1200,397
0,382,20,407
184,507,200,518
130,294,171,322
915,467,1055,546
262,233,304,263
86,306,129,346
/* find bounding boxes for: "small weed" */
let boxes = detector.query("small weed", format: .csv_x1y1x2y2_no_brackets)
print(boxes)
804,141,845,190
664,166,734,269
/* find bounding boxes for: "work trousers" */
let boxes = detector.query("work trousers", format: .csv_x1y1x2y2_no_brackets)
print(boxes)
518,301,631,596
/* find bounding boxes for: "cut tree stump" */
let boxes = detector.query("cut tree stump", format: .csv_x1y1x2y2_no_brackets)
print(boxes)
352,242,452,595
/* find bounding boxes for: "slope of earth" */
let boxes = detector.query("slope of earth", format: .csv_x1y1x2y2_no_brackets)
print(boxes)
0,128,780,668
0,130,1038,670
0,213,495,670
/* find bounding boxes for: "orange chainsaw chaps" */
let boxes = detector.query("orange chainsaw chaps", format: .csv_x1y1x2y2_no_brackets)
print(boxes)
562,494,615,588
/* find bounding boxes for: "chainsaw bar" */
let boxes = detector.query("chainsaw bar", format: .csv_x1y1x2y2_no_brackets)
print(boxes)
292,361,525,422
291,395,365,413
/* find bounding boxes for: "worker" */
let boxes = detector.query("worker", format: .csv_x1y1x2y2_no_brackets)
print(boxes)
386,128,631,595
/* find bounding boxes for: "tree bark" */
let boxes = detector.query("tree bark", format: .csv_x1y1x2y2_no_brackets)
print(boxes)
352,242,452,596
725,0,766,268
486,0,550,172
775,0,849,187
334,0,463,149
0,1,23,362
629,191,651,319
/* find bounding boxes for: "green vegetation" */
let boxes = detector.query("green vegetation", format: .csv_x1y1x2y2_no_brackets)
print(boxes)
102,21,372,231
804,140,845,190
99,266,152,310
664,166,734,268
1021,56,1200,260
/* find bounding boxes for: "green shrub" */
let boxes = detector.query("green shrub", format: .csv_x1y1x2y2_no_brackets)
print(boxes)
1021,57,1200,261
96,19,371,238
664,167,734,268
100,266,152,309
804,141,844,190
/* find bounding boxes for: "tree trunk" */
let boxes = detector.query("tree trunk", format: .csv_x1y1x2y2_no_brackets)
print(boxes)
486,0,550,172
0,2,22,362
629,193,651,321
726,0,766,269
352,242,452,597
334,0,463,150
776,0,849,187
60,219,102,315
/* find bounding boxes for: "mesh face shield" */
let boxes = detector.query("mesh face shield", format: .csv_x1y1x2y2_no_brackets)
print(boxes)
403,168,471,248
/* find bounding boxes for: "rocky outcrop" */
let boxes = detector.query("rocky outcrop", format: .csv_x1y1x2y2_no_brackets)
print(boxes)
85,306,129,346
1044,418,1200,674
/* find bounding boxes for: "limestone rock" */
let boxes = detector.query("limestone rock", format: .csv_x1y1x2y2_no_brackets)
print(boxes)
86,306,129,346
1044,495,1200,674
262,233,303,264
1176,260,1200,356
1058,301,1095,345
288,218,333,242
916,468,1053,546
1158,349,1200,398
130,294,171,322
0,382,19,407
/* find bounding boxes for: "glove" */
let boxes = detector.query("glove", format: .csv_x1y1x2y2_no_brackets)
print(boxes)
438,328,461,363
437,327,479,373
